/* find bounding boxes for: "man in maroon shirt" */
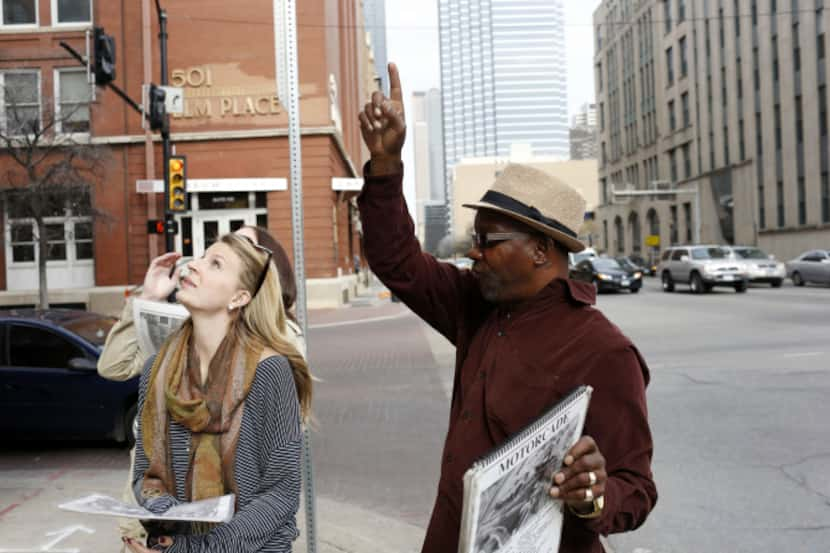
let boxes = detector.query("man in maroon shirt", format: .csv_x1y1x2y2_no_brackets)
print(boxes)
357,64,657,553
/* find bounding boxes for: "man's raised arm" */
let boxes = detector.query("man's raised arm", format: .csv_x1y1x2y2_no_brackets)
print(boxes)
357,63,480,344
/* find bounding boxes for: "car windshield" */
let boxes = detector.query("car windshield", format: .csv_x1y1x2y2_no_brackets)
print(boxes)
691,247,728,260
594,259,622,271
734,248,767,259
59,315,117,347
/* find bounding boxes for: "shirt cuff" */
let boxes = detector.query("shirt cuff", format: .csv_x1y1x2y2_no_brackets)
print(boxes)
360,161,404,197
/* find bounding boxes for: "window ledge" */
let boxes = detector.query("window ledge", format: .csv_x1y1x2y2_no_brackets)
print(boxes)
0,24,91,34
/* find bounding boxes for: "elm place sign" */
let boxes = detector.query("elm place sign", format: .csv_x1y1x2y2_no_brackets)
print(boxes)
170,65,282,120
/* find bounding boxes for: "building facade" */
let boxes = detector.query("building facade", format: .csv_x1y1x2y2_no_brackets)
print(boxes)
0,0,378,310
438,0,569,233
594,0,830,263
412,89,447,249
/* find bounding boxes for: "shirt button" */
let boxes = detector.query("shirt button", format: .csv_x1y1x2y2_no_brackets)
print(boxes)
445,453,454,463
497,331,504,337
461,410,470,421
479,371,486,379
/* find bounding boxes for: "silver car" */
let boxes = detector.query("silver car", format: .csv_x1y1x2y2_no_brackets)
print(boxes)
786,250,830,286
724,246,787,287
657,245,749,294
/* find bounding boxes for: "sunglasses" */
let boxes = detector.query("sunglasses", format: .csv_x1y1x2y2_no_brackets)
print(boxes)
471,231,529,250
240,235,273,298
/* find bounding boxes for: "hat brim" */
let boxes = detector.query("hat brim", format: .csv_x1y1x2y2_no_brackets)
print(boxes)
462,201,586,253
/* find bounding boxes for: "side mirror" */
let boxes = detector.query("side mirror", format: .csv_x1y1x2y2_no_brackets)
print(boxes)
680,255,690,262
68,357,97,371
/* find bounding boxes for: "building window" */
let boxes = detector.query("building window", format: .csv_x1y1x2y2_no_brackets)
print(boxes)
724,126,730,165
738,119,746,160
664,0,672,34
822,172,829,223
679,36,688,78
753,48,760,90
1,0,36,25
0,70,40,135
774,105,782,150
777,180,785,227
678,0,685,22
820,86,828,137
666,47,674,86
752,0,758,25
668,99,676,131
55,68,91,133
795,95,803,144
681,92,690,128
772,37,779,82
683,202,692,242
53,0,91,24
798,177,806,225
735,0,741,35
683,143,691,178
759,175,766,229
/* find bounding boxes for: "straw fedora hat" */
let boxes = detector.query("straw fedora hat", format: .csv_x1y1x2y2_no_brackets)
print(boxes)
463,163,587,253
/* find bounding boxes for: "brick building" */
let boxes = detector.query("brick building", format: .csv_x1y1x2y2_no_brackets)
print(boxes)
0,0,378,309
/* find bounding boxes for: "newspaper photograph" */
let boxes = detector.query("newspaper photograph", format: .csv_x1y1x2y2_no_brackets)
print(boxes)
58,493,235,523
132,297,188,355
458,386,592,553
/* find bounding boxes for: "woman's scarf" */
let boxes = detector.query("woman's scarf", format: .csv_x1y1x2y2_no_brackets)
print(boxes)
140,318,261,531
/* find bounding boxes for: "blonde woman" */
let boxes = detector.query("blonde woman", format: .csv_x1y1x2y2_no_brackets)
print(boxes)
124,233,312,553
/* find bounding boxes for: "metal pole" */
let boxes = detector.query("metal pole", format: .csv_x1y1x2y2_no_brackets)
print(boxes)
275,1,317,551
157,4,174,252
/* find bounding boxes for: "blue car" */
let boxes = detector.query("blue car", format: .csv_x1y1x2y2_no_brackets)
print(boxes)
0,309,138,445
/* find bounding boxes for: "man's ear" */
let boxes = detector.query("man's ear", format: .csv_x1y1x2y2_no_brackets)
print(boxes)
532,237,553,267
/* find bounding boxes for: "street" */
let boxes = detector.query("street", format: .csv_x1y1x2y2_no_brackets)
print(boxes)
2,278,829,553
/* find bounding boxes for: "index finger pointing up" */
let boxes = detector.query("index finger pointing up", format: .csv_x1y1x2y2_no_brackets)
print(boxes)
388,62,403,106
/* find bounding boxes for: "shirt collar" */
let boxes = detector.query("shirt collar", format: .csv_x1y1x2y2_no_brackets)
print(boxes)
497,277,595,316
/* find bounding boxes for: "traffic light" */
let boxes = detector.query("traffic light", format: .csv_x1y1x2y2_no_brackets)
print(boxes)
147,219,165,234
93,27,116,86
168,156,187,212
148,84,166,131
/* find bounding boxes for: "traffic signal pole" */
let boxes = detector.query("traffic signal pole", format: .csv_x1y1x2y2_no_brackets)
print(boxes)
155,0,174,252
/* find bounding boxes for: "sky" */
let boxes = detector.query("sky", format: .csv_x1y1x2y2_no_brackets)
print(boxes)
382,0,603,218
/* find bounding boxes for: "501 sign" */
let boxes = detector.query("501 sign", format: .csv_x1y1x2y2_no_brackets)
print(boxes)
167,65,282,120
170,66,214,88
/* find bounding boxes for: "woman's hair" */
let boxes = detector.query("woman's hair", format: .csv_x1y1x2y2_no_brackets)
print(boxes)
245,226,297,314
220,233,312,420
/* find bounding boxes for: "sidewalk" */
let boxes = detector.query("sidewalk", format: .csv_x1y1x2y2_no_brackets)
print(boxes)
0,450,423,553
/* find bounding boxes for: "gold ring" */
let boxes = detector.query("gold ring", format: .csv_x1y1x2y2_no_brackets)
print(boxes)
585,488,594,501
588,471,597,486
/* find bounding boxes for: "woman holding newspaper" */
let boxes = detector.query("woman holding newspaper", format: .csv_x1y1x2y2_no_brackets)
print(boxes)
98,226,303,547
122,232,312,553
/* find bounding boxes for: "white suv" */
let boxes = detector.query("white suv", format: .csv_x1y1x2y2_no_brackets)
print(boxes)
657,245,749,294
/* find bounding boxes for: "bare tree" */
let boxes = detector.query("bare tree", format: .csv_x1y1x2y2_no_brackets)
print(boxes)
0,78,110,309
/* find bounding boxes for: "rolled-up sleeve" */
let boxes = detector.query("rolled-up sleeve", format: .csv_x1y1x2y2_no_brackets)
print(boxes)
98,297,147,381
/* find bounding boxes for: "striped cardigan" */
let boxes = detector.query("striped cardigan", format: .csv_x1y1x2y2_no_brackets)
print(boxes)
132,355,302,553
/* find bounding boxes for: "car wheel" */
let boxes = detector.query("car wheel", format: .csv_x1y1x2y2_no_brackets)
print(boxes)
661,271,675,292
734,281,748,293
630,287,640,294
690,272,705,294
792,272,805,287
771,279,783,288
124,403,137,449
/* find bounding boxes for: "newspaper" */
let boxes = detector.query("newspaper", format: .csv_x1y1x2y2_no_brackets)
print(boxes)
458,386,592,553
58,493,235,523
132,298,188,355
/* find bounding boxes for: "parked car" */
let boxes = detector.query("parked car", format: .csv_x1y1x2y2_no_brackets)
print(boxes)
570,257,643,293
0,309,138,445
786,249,830,286
723,246,787,287
657,245,749,293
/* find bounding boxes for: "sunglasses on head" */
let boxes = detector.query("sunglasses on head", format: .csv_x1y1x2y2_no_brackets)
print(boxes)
239,235,273,298
470,231,530,250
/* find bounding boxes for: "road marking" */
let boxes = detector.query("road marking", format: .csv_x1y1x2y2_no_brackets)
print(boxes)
0,524,94,553
308,311,410,330
781,351,825,358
